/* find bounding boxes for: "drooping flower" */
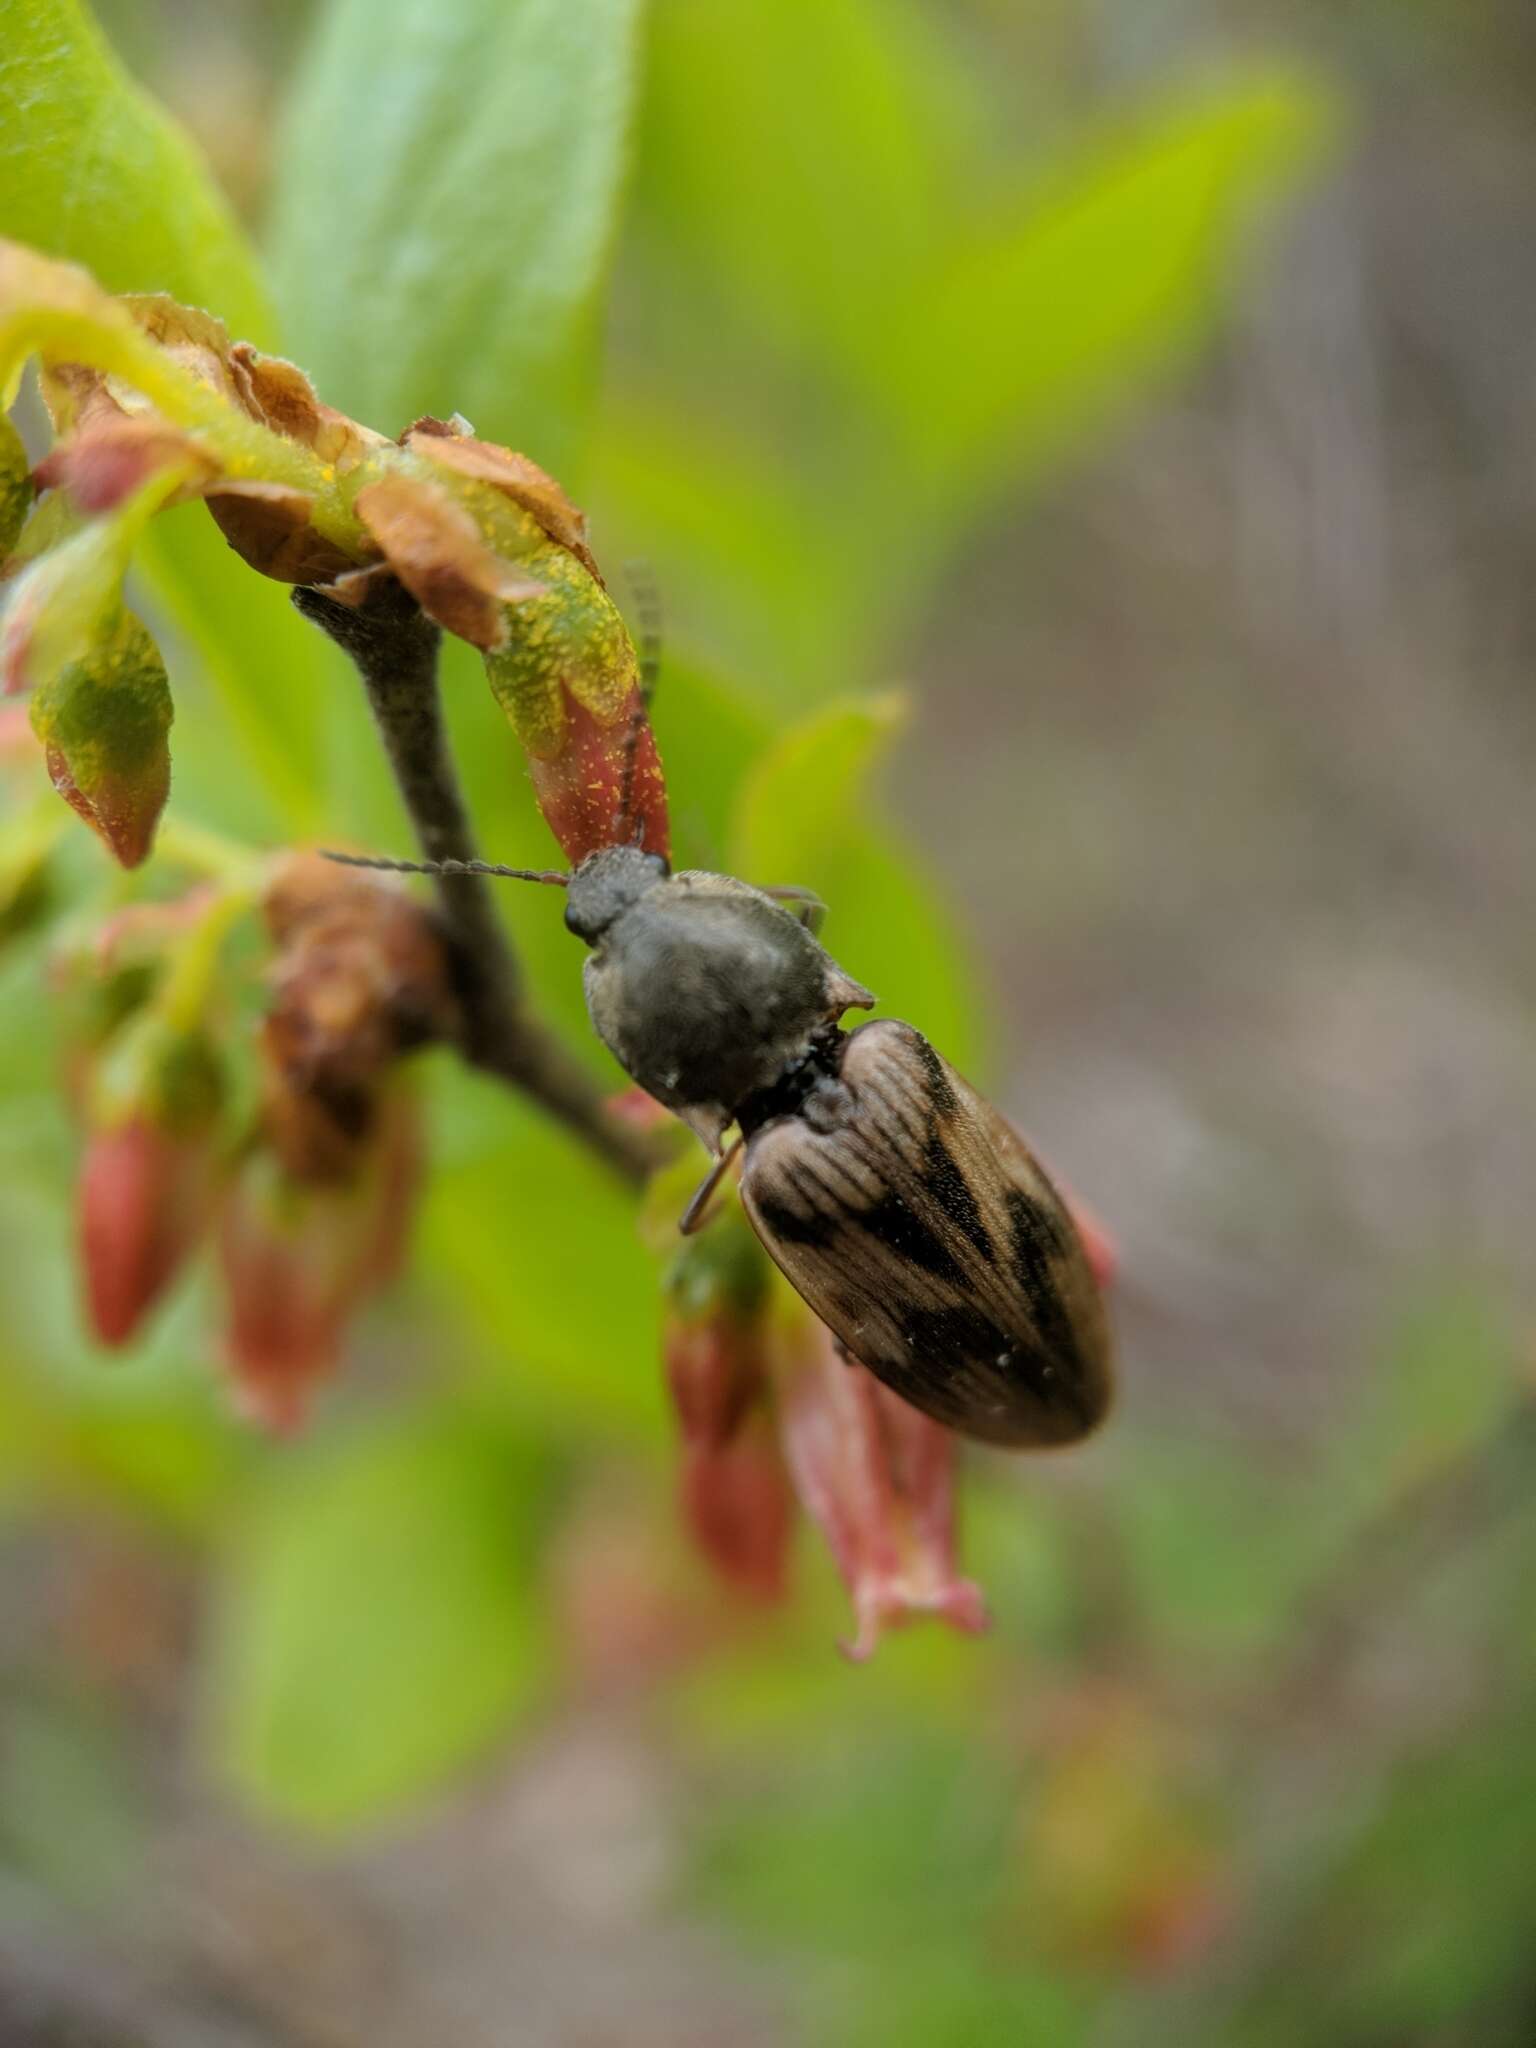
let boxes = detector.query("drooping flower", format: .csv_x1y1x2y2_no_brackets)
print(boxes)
647,1149,991,1655
258,849,457,1181
768,1304,989,1660
217,1087,422,1433
211,857,453,1428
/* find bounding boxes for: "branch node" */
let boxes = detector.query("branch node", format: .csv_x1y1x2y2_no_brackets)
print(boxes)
292,578,660,1185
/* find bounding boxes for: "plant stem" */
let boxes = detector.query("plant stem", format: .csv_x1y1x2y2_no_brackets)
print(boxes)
292,578,658,1185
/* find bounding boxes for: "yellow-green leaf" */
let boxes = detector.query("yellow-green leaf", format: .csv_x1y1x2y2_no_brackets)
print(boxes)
269,0,644,478
730,696,988,1077
0,0,269,341
886,71,1341,490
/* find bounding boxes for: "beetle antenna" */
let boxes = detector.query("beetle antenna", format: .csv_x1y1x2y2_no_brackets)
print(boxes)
322,850,569,887
617,559,662,842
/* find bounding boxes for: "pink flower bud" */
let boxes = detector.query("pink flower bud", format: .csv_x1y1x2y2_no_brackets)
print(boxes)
678,1410,792,1605
78,1114,216,1347
664,1308,762,1451
661,1219,791,1601
769,1314,988,1660
76,1015,225,1347
216,1092,421,1433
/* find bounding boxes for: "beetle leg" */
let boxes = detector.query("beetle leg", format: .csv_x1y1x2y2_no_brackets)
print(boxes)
761,884,827,935
679,1131,745,1235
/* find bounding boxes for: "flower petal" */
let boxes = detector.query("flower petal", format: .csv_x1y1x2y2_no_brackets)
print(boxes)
205,480,358,583
771,1316,988,1659
406,429,600,581
34,417,216,516
679,1412,792,1604
217,1091,422,1433
355,473,546,649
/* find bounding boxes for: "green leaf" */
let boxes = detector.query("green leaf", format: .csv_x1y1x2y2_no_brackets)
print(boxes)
648,654,772,872
0,2,330,833
607,50,1336,707
632,0,971,377
208,1407,550,1830
0,0,269,340
884,71,1340,493
591,395,877,706
269,0,645,474
1349,1282,1519,1495
730,696,989,1077
418,1070,665,1441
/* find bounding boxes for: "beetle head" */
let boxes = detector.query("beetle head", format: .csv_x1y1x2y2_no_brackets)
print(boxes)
564,843,670,944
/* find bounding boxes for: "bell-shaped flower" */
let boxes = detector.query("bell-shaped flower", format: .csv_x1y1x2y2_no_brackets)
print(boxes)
216,1088,421,1433
258,849,458,1181
767,1301,989,1660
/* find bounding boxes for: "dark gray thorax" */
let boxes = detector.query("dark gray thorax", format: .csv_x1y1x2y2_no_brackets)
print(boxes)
581,869,848,1146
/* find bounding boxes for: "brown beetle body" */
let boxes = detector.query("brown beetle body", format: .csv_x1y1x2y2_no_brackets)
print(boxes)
736,1018,1111,1446
566,848,1111,1445
327,841,1113,1445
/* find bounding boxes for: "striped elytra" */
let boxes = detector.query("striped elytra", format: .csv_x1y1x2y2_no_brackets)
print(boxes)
738,1019,1112,1448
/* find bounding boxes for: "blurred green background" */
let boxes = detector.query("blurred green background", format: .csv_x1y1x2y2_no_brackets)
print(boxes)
2,0,1534,2041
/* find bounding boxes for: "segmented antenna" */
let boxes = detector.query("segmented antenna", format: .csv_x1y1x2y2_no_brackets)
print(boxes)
619,560,663,844
322,850,569,886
